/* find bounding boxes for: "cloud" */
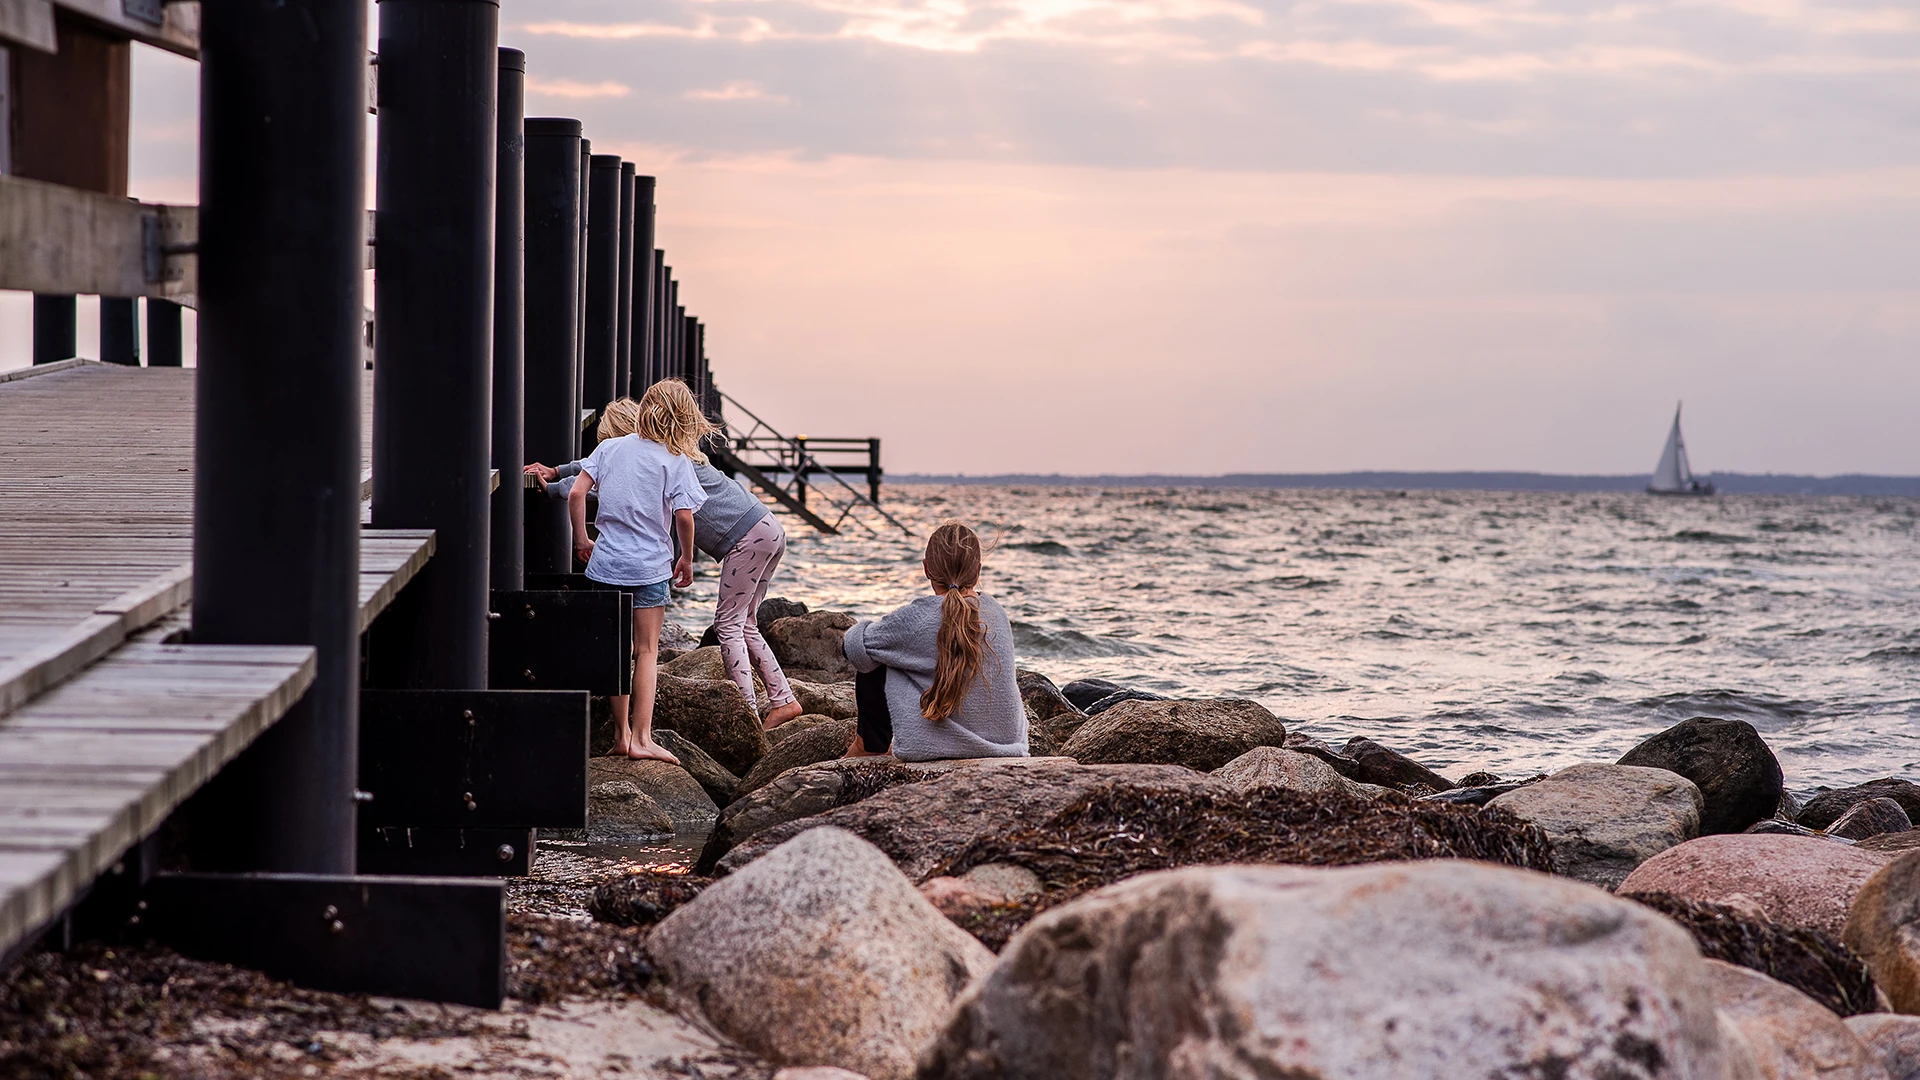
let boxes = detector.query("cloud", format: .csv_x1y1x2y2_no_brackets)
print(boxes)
685,80,794,102
524,75,632,98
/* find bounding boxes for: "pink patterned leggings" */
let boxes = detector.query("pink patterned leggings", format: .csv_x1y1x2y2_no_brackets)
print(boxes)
715,515,795,714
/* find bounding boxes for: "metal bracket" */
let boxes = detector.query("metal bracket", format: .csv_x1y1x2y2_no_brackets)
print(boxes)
141,872,506,1007
359,689,588,828
488,588,631,695
359,826,536,877
141,209,194,284
122,0,164,26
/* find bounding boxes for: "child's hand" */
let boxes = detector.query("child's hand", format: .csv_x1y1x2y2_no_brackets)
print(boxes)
575,536,595,564
672,555,694,588
524,462,558,482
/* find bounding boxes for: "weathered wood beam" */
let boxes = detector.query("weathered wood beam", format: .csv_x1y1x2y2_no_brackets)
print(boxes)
0,0,57,53
50,0,197,59
0,173,194,298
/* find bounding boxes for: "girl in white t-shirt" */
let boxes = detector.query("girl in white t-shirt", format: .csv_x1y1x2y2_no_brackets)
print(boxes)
570,383,711,762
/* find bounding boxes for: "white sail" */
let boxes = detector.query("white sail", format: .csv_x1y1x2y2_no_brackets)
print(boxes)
1648,403,1712,495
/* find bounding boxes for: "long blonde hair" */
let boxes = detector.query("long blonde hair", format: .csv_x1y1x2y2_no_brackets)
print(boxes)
634,379,718,463
596,397,641,442
920,521,991,723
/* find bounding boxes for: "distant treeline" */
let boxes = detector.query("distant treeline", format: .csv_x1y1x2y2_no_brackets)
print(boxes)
890,472,1920,497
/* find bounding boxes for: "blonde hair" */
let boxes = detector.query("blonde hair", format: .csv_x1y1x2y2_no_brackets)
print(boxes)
597,397,642,442
920,521,991,723
634,379,718,464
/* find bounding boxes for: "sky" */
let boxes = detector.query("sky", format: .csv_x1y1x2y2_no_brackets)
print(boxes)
3,0,1917,475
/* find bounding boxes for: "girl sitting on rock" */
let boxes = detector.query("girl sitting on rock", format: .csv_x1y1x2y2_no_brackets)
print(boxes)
842,521,1028,761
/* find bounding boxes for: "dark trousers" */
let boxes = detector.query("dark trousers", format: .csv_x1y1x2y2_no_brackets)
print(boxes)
855,665,893,754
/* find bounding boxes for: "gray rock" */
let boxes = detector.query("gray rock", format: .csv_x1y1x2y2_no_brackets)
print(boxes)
654,671,769,776
1845,1014,1920,1080
739,718,858,797
1745,819,1847,841
648,827,994,1080
1282,731,1364,778
709,758,1210,880
1618,833,1896,939
1800,779,1920,831
765,611,857,683
1843,850,1920,1015
919,863,1044,922
1704,959,1886,1080
791,679,856,720
756,596,809,630
661,645,766,707
765,712,844,746
1061,697,1286,772
1617,716,1785,835
1210,746,1380,800
1829,797,1914,841
918,860,1735,1080
1419,780,1538,806
1016,669,1085,756
1059,678,1126,712
1342,736,1455,791
1488,763,1702,889
588,779,675,838
652,728,740,807
588,755,719,828
1858,830,1920,856
1082,687,1168,716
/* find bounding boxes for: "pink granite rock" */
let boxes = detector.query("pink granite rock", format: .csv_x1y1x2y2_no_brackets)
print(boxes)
1617,834,1893,938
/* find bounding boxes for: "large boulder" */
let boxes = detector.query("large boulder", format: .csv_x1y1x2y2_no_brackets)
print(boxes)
918,863,1044,923
1059,678,1126,712
1060,698,1286,771
1624,891,1881,1017
1488,763,1702,889
1843,850,1920,1014
648,828,994,1080
1846,1014,1920,1080
1830,798,1915,841
1617,717,1785,835
738,718,858,797
1016,669,1085,756
765,611,857,683
1342,735,1455,791
587,779,674,838
588,755,719,828
1618,834,1895,938
1861,831,1920,856
918,860,1734,1080
1703,959,1886,1080
1209,746,1381,800
662,645,767,705
1082,687,1168,716
652,729,740,807
710,759,1210,879
1801,780,1920,831
1283,731,1364,778
791,679,856,720
654,672,769,776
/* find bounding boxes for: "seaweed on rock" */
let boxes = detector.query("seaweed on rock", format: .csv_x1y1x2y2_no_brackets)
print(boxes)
1623,890,1878,1018
588,871,714,928
928,785,1555,950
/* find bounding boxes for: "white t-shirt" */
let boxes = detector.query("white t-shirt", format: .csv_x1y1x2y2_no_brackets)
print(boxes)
579,435,706,587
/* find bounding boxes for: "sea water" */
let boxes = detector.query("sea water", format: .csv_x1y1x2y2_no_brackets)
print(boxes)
667,486,1920,797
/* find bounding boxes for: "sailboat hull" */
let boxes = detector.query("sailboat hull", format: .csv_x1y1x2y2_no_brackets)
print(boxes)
1646,482,1717,497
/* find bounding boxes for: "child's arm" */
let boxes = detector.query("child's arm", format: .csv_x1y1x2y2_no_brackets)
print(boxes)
671,509,695,587
569,470,596,564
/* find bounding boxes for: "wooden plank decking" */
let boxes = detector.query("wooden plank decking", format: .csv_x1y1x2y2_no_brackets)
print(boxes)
0,361,443,961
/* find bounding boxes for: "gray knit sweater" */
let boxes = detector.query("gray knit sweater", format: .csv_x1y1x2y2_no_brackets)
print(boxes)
841,593,1029,762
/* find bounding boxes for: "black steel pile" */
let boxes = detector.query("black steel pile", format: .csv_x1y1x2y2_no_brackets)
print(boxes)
1624,891,1878,1017
931,785,1556,949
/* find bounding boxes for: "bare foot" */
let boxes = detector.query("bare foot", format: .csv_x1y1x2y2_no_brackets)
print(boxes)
627,739,681,765
761,701,805,731
843,733,891,759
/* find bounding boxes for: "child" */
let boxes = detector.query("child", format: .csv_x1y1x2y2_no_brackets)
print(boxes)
840,521,1028,761
527,396,804,731
569,384,707,763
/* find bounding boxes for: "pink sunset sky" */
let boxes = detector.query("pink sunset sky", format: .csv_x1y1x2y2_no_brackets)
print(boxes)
3,0,1917,475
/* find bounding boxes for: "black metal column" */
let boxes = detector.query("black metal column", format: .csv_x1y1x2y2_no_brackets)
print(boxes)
583,154,620,423
101,298,139,365
521,119,582,575
372,0,499,690
490,47,525,593
575,140,590,454
193,0,368,874
31,295,75,364
651,251,668,388
630,179,656,396
668,281,682,380
147,299,183,367
682,313,697,392
615,162,635,403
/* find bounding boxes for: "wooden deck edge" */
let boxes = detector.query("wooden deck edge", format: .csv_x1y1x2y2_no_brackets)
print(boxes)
0,562,195,718
0,644,316,964
0,358,104,384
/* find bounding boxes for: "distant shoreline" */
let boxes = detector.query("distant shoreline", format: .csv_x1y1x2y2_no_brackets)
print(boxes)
888,471,1920,496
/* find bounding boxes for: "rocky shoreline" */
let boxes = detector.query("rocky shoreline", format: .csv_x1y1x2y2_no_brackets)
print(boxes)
7,597,1920,1078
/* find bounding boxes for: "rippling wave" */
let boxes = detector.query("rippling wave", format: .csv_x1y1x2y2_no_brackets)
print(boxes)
667,487,1920,793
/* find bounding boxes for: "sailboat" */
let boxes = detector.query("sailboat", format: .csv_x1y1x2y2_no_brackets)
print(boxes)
1647,403,1715,496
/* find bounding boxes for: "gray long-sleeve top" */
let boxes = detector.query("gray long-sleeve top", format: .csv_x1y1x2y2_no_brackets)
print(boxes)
841,593,1029,762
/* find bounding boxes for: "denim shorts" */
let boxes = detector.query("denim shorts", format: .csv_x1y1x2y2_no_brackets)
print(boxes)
628,580,671,610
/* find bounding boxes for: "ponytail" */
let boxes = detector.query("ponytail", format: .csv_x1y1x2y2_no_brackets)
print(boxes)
919,521,990,723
